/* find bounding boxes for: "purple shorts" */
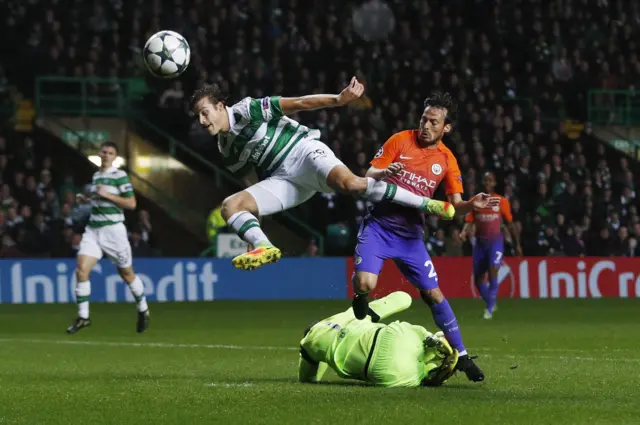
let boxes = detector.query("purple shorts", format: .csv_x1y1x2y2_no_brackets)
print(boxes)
353,218,439,291
472,238,504,276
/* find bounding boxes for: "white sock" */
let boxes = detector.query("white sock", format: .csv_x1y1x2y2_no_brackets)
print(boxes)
364,177,426,208
228,211,271,247
128,275,148,312
75,280,91,319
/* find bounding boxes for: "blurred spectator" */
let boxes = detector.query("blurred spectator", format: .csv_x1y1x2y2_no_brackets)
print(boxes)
561,226,587,257
137,209,153,245
159,81,185,109
302,239,319,257
130,227,152,257
537,227,564,256
612,226,635,257
588,227,614,257
444,227,464,257
426,229,446,257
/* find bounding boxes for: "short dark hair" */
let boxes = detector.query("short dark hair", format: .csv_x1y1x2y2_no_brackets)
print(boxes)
423,92,457,125
190,83,228,111
100,141,118,154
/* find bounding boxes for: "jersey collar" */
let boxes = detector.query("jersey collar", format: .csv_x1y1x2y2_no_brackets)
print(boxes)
225,106,236,129
100,166,118,174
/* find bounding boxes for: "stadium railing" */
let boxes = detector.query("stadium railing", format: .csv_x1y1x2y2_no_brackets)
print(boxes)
588,89,640,161
34,76,325,255
39,115,207,234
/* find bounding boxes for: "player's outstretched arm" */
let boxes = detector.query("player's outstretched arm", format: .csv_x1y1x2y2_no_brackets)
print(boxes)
298,355,328,383
447,193,499,216
365,163,404,181
279,77,364,115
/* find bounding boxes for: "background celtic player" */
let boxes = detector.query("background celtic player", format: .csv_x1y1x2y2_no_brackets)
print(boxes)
190,77,455,270
66,141,150,334
298,291,459,387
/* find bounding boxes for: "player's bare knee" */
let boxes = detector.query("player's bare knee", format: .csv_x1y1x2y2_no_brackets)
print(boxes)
118,267,135,283
353,272,377,293
420,288,444,306
221,191,258,220
75,267,90,283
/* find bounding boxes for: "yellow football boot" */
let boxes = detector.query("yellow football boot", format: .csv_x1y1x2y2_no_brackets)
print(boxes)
231,245,282,271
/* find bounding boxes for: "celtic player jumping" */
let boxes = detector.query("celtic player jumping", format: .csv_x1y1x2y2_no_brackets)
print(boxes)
190,77,456,270
66,141,150,334
298,291,459,387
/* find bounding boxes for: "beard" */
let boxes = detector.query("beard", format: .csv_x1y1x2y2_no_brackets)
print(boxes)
419,129,442,145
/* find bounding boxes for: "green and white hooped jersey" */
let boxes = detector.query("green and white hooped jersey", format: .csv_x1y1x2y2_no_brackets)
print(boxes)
218,96,321,176
87,167,134,228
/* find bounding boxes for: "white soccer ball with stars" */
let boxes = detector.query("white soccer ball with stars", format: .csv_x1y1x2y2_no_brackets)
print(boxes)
143,30,191,79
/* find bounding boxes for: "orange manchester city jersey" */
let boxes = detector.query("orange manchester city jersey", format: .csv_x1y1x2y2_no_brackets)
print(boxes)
465,194,513,241
369,130,463,238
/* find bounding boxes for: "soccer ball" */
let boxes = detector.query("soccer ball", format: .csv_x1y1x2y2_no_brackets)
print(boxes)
143,30,191,79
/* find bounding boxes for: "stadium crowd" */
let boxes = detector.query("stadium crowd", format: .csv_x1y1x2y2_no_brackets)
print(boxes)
0,125,156,258
1,0,639,257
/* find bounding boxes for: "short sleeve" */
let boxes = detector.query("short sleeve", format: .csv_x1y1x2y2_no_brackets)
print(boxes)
443,151,464,195
370,134,402,169
248,96,284,122
116,174,134,198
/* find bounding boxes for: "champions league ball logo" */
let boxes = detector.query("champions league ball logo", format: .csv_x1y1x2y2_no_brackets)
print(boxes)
470,263,517,298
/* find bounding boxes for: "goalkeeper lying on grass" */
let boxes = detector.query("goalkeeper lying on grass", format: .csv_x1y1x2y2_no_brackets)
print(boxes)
298,291,459,387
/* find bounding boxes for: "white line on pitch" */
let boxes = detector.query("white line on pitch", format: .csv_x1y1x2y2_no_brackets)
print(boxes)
0,338,297,351
1,339,638,362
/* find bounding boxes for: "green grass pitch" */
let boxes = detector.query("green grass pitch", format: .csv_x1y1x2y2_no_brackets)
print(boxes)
0,299,637,424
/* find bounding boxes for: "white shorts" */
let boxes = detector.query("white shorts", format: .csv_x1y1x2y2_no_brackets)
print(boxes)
78,222,133,269
246,138,345,216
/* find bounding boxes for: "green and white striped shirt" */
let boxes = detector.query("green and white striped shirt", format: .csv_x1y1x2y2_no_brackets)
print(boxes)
87,167,134,228
218,96,321,176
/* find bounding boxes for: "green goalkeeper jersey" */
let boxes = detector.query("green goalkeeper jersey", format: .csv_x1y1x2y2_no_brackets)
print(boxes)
299,317,435,388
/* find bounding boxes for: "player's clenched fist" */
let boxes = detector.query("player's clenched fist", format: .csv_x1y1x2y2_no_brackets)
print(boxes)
384,162,404,178
337,76,365,105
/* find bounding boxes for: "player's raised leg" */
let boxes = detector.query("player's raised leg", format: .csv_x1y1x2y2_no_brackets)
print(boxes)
222,179,315,270
325,165,455,219
220,190,279,270
394,237,485,382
